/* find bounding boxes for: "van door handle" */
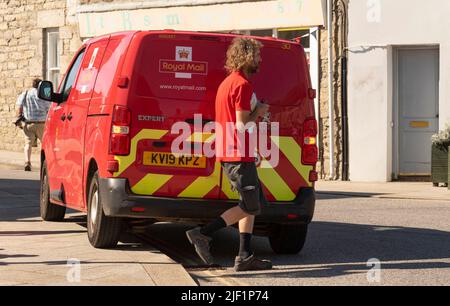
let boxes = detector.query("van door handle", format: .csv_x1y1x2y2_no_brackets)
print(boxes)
153,141,166,148
67,113,73,121
61,114,66,121
185,118,214,126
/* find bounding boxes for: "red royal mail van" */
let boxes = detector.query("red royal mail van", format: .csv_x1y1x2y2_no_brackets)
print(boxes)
38,30,318,253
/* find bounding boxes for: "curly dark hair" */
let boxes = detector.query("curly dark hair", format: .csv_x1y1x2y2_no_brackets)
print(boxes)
32,78,42,89
225,37,263,75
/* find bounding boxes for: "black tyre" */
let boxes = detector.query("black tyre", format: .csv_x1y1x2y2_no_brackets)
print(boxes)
269,224,308,254
40,161,66,221
87,171,122,248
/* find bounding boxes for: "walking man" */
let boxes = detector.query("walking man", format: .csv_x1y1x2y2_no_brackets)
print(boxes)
186,38,272,271
16,79,51,171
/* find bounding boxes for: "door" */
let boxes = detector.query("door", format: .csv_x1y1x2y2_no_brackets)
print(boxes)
62,41,108,208
123,34,226,200
397,48,439,175
56,48,86,206
45,102,67,197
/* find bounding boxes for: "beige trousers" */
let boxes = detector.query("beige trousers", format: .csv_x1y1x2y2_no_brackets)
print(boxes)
23,122,45,164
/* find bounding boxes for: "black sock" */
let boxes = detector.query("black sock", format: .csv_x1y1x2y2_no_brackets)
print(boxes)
239,233,253,259
200,217,227,237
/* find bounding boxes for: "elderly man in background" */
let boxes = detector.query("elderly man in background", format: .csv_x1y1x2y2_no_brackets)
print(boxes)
16,78,51,171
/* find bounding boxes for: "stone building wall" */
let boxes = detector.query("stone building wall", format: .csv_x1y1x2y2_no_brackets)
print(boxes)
317,0,347,180
0,0,82,152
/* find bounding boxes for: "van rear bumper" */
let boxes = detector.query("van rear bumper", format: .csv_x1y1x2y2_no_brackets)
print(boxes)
98,178,315,225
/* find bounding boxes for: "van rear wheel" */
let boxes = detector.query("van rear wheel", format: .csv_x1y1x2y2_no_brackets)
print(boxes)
87,171,122,248
40,161,66,221
269,224,308,254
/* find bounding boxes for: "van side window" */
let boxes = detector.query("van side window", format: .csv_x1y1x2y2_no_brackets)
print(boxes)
61,49,85,102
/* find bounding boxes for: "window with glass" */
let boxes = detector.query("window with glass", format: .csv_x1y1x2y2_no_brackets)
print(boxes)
277,28,311,67
45,28,60,87
240,28,312,67
249,29,275,38
61,50,85,102
277,29,310,47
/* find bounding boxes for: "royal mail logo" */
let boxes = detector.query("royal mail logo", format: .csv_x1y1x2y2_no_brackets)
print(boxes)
177,49,190,59
159,46,208,79
160,60,208,75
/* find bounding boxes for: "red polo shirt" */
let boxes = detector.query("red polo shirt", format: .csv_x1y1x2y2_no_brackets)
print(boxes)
215,71,255,162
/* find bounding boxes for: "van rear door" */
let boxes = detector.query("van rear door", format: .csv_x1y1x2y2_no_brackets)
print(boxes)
120,33,228,200
220,41,316,203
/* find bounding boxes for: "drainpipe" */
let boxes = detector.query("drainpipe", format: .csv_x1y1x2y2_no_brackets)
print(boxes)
327,0,335,179
341,55,349,181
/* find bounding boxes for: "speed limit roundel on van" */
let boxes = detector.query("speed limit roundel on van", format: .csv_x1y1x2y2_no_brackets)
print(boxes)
159,46,208,79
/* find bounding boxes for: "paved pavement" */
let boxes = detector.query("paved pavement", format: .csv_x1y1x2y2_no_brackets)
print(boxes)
0,167,196,286
1,150,450,286
0,150,40,171
159,194,450,286
316,180,450,201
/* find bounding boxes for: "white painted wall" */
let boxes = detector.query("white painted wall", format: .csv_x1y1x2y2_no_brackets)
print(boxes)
347,0,450,181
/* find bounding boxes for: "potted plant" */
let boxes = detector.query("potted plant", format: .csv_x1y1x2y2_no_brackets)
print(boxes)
431,124,450,187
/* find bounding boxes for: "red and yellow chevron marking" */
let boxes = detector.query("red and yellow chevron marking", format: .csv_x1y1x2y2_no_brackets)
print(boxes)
221,136,313,202
114,129,313,202
176,162,221,198
114,129,169,177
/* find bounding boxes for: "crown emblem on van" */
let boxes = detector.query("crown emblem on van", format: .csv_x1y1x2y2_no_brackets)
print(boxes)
178,49,190,59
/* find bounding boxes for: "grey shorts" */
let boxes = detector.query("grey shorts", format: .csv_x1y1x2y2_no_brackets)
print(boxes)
221,162,267,216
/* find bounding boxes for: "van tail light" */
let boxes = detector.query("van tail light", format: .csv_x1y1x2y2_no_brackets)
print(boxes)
302,118,318,166
110,105,131,156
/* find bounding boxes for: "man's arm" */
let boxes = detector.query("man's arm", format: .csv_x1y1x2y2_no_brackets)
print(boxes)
16,92,25,116
236,103,269,126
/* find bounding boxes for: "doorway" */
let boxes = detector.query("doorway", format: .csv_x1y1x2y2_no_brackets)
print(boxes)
394,47,439,177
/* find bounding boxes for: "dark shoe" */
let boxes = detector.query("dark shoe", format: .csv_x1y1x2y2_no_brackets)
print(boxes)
234,255,272,272
186,227,214,265
24,163,31,172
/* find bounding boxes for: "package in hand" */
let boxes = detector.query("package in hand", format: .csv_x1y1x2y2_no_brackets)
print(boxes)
251,92,270,123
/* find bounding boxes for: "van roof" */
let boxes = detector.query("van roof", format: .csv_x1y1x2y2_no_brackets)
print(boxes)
82,30,302,48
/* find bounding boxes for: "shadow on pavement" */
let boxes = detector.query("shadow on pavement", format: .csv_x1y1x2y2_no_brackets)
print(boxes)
0,214,172,268
0,178,40,196
0,178,41,221
218,261,450,281
316,191,383,200
0,230,86,236
0,259,180,267
144,221,450,279
0,254,38,260
222,221,450,279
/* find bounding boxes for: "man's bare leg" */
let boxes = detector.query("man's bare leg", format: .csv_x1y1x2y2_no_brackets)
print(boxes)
221,206,251,226
24,132,32,171
238,215,255,233
222,207,256,259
